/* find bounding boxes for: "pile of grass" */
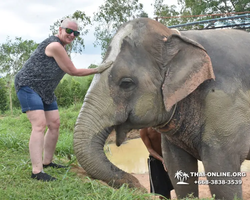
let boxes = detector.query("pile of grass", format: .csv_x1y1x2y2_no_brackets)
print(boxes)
0,104,152,199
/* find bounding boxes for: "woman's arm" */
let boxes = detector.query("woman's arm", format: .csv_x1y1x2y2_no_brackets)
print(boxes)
45,42,112,76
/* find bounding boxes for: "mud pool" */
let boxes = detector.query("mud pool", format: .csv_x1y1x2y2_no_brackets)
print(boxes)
106,138,250,174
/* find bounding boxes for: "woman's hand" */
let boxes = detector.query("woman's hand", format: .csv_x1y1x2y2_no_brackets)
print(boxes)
96,61,113,73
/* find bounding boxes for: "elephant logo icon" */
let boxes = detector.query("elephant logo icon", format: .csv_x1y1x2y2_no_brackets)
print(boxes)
175,170,189,184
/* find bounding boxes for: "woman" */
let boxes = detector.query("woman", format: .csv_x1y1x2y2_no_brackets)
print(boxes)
15,18,112,181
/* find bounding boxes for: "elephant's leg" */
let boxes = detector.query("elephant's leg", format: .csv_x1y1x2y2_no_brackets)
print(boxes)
162,136,198,199
202,147,243,200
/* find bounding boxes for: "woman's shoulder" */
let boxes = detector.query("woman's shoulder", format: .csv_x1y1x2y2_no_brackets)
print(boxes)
37,36,62,51
43,36,61,44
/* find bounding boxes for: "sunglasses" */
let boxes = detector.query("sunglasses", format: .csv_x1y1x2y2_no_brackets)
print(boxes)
62,27,80,37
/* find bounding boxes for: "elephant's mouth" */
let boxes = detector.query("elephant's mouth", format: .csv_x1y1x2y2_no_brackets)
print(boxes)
114,124,132,146
113,104,177,146
113,108,176,146
112,110,134,146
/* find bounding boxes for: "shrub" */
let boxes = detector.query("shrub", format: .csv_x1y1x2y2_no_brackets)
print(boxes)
55,79,73,107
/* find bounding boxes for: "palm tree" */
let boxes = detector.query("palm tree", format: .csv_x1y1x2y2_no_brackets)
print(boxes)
175,170,189,184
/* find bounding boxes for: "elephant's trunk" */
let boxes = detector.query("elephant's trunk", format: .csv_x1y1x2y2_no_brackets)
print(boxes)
73,75,143,189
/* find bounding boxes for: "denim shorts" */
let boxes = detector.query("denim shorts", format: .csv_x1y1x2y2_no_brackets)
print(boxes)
17,86,58,113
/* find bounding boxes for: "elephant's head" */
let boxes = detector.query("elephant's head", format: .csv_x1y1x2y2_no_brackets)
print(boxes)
74,18,214,188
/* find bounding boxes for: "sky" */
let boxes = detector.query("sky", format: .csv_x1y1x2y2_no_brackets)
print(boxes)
0,0,178,69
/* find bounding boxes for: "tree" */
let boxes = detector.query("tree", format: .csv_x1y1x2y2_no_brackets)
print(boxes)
0,37,38,114
93,0,145,56
0,78,8,113
154,0,181,26
49,10,91,57
154,0,250,30
178,0,250,30
178,0,250,15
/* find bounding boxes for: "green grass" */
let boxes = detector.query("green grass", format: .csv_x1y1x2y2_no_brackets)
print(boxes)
0,147,150,199
0,104,153,200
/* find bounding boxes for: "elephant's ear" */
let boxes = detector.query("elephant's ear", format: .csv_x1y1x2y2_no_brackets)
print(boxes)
162,34,215,111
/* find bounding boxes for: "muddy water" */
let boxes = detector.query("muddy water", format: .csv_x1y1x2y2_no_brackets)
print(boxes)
106,138,149,174
106,138,250,174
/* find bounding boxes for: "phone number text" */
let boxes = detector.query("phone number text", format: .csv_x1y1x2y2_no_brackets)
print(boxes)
194,180,242,185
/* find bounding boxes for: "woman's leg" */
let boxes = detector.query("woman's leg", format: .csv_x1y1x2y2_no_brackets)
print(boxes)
17,86,57,180
26,110,47,174
43,110,60,165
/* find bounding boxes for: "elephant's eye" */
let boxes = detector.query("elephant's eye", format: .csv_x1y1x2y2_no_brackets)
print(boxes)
119,78,135,90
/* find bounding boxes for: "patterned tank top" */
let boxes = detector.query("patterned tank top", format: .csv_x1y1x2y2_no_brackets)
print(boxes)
15,36,66,104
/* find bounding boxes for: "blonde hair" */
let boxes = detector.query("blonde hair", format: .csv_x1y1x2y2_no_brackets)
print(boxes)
61,18,79,29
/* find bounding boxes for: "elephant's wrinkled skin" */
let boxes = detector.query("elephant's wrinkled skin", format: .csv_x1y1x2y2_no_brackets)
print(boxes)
74,18,250,199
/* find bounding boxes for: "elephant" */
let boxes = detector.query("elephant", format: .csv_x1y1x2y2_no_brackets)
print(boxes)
74,17,250,200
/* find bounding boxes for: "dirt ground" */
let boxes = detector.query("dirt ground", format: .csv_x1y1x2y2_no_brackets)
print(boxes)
73,130,250,199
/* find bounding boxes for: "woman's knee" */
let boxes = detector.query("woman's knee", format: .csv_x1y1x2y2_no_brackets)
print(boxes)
27,110,47,133
47,118,60,131
32,121,47,133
